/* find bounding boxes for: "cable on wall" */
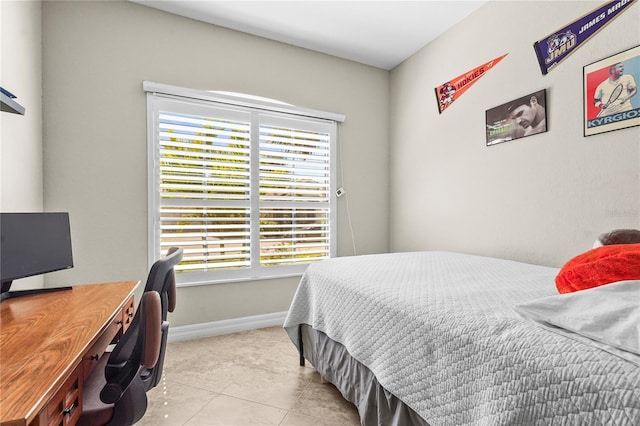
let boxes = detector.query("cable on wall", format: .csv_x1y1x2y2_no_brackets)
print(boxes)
336,127,357,256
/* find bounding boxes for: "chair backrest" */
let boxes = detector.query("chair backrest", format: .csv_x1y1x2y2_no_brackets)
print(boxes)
140,246,183,390
143,247,183,321
79,291,163,426
101,291,162,400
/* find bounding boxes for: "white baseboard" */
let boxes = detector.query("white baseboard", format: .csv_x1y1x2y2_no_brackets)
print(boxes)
168,311,288,342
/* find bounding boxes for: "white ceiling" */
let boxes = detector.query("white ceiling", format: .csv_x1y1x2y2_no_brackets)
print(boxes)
130,1,487,70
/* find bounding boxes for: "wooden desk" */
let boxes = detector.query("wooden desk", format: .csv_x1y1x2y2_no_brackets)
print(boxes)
0,281,138,426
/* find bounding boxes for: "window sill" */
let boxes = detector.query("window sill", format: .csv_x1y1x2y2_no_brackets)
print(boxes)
176,272,304,288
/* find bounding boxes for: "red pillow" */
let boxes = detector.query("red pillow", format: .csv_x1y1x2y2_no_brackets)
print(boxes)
556,243,640,294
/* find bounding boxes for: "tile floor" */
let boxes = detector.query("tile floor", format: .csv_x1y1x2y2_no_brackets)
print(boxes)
138,326,361,426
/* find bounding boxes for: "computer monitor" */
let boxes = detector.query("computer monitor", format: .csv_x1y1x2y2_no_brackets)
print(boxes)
1,212,74,302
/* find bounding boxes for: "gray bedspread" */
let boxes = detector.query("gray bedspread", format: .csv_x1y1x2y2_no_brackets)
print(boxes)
283,251,640,425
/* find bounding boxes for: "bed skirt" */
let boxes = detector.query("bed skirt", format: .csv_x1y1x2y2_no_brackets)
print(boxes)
289,324,430,426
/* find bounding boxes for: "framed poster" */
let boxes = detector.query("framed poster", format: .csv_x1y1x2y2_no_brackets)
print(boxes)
485,89,547,146
583,45,640,137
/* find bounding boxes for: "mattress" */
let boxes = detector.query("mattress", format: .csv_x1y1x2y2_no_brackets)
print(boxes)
283,251,640,425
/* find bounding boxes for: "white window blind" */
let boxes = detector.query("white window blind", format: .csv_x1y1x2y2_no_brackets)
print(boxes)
146,84,341,284
259,117,332,267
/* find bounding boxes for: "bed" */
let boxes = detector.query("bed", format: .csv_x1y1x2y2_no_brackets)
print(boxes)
283,251,640,425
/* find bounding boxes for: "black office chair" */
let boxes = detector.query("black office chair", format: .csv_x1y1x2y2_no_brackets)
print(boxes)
79,247,183,425
140,246,183,390
79,291,162,426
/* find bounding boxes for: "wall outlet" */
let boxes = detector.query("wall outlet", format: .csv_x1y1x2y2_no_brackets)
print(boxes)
336,187,345,197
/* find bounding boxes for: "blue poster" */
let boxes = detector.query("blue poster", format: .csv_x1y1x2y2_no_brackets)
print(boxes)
533,0,637,75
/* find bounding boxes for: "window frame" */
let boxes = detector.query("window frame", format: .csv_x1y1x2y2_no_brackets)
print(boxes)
145,82,344,286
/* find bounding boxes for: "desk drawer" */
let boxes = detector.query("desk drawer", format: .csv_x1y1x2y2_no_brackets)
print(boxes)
82,295,135,380
82,317,121,380
41,363,82,426
121,295,135,335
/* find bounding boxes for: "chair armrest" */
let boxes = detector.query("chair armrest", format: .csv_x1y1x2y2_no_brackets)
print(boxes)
99,361,140,404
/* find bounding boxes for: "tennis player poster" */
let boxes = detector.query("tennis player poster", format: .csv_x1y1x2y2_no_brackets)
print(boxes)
485,89,547,146
583,45,640,136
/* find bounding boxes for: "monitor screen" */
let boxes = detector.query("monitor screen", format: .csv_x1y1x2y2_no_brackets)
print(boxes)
1,212,74,285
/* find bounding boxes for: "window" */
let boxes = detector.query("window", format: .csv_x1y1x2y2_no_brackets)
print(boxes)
145,82,344,284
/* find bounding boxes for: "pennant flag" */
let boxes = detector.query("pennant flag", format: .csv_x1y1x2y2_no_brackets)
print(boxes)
534,0,637,75
435,54,508,114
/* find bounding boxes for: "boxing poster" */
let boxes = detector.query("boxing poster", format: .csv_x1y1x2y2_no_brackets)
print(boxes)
534,0,637,75
435,54,508,114
583,45,640,136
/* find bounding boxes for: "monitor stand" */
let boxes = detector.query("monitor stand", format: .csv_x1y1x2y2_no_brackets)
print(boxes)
0,280,72,302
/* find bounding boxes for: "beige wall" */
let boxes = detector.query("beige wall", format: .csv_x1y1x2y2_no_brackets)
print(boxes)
18,0,639,326
0,0,44,290
390,1,640,267
41,1,389,325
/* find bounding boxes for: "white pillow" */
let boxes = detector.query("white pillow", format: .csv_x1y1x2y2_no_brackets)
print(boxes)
514,280,640,365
